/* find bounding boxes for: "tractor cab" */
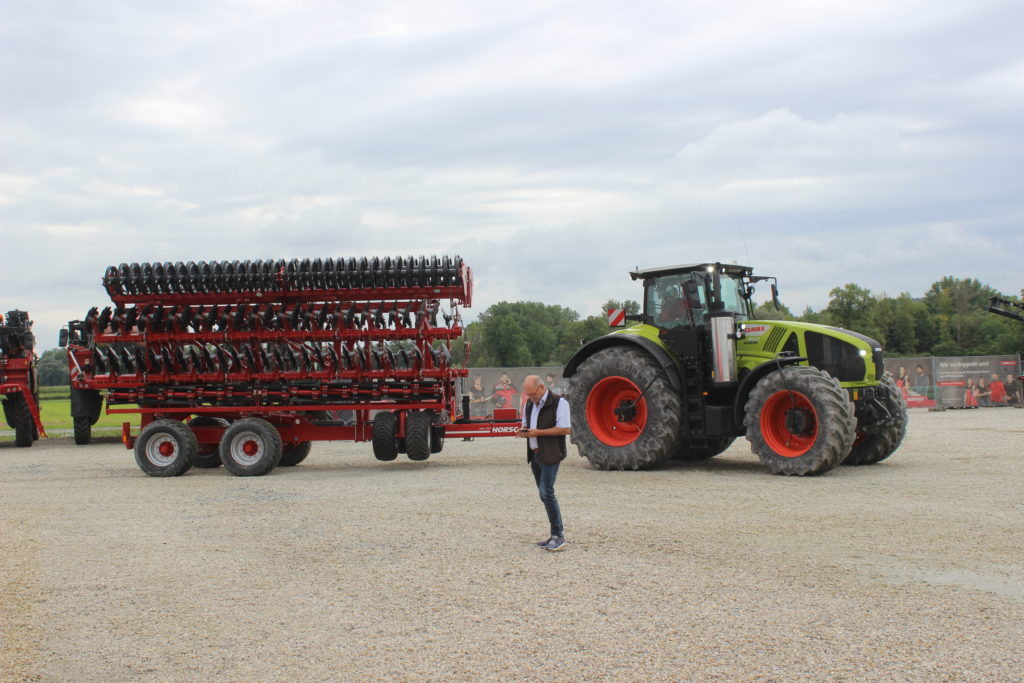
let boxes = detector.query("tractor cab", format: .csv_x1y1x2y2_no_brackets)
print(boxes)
631,263,775,330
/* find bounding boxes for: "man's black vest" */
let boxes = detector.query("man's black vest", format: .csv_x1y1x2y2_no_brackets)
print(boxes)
524,391,568,466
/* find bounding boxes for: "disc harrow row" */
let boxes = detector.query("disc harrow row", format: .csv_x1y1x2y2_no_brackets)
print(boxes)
103,255,466,298
104,379,444,410
88,340,451,378
78,299,455,339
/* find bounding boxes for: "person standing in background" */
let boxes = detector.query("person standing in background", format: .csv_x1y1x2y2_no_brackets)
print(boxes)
1005,373,1022,406
988,373,1007,405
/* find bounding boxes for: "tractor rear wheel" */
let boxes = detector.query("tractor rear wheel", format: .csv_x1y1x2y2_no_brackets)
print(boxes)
744,366,855,475
73,415,92,445
372,411,399,461
405,411,431,461
219,418,282,476
134,419,196,477
570,347,681,470
279,441,312,467
843,374,908,466
11,395,34,447
674,437,735,461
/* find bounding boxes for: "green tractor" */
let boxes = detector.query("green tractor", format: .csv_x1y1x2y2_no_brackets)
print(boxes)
564,263,907,475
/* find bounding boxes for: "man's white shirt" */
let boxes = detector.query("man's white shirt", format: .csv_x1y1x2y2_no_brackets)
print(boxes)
522,389,571,449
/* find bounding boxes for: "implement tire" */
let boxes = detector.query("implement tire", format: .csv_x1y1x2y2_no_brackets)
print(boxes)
674,437,735,461
134,419,196,477
570,346,681,470
843,374,908,466
188,417,228,468
73,415,92,445
372,411,399,461
744,366,856,476
405,411,431,461
12,395,34,448
219,418,282,477
279,441,312,467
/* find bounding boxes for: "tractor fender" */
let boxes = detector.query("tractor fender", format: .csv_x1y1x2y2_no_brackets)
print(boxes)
732,356,808,429
563,334,683,393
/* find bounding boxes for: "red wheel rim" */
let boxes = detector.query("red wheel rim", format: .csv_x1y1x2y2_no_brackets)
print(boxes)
761,390,818,457
586,376,648,446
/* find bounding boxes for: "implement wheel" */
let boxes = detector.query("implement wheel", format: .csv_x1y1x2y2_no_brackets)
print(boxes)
843,374,908,466
11,395,34,448
405,411,431,461
73,415,92,445
744,366,855,476
372,412,399,461
188,416,227,468
570,347,681,470
134,419,196,477
220,418,282,476
279,441,312,467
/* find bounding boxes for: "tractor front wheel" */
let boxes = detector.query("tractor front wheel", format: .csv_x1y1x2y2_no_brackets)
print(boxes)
570,347,681,470
843,374,908,466
744,366,855,476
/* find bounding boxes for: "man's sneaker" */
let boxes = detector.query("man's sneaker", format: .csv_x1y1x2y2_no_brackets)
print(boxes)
543,536,566,552
536,537,554,547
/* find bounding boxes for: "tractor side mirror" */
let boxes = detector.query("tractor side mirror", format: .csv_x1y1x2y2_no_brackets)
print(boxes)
59,328,69,348
771,282,781,311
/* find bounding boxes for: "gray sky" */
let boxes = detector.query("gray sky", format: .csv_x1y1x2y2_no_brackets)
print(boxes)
3,0,1022,350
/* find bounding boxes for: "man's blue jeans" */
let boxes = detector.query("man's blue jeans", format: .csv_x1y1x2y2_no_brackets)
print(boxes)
531,459,563,538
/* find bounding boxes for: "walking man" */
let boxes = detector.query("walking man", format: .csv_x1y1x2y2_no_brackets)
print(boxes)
517,374,571,551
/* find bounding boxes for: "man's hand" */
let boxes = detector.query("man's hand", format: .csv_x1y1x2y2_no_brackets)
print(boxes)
516,428,532,439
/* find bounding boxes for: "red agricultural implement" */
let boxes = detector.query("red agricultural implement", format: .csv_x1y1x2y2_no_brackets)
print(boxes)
1,309,45,446
61,256,519,476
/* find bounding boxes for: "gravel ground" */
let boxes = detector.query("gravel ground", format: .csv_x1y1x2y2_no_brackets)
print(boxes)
1,408,1022,681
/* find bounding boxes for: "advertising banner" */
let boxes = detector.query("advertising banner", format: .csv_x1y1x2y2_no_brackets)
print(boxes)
458,367,566,418
878,356,1020,409
883,357,938,408
932,355,1022,408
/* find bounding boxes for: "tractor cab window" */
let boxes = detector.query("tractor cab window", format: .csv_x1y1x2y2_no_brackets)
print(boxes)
646,275,705,329
719,273,752,320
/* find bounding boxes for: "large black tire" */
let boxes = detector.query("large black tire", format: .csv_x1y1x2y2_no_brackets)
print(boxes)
219,418,282,476
73,415,92,445
744,366,856,476
188,417,228,468
429,413,445,454
372,411,399,461
279,441,312,467
843,374,908,466
405,411,431,461
569,347,681,470
11,395,34,447
674,437,735,461
134,419,196,477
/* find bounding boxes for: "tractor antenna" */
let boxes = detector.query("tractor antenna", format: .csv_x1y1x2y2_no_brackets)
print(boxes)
739,226,752,267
